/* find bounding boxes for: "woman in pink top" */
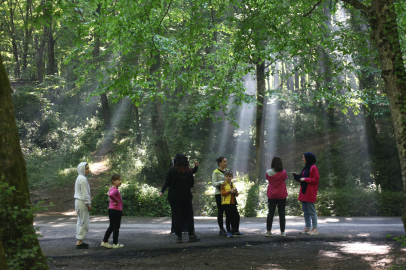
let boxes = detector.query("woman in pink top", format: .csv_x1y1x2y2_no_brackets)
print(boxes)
265,156,288,237
101,174,124,249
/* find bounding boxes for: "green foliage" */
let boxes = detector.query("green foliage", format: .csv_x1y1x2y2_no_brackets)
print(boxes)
91,183,171,217
198,178,405,217
0,183,47,270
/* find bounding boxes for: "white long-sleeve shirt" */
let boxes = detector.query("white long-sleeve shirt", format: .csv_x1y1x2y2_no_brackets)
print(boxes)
74,162,91,205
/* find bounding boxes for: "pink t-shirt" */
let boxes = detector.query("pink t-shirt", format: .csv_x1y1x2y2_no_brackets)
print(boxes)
266,169,288,200
108,186,123,211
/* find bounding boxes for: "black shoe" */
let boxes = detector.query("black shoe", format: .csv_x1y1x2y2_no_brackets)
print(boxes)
76,242,89,249
188,235,201,242
219,229,227,236
177,236,182,244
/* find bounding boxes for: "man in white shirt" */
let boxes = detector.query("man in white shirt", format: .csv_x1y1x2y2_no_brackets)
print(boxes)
74,162,92,249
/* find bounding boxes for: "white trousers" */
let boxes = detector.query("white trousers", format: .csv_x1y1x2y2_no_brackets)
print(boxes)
75,200,89,241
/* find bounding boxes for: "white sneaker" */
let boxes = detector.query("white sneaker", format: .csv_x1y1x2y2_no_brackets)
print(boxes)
281,232,286,237
113,243,124,249
101,242,112,248
265,231,273,237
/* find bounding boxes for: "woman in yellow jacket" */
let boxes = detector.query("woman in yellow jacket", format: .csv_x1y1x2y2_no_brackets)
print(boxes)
220,170,245,238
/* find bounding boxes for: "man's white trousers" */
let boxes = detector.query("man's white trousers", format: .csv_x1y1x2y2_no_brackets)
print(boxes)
75,199,89,241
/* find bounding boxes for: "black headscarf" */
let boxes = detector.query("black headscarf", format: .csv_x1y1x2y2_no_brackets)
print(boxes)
294,152,316,194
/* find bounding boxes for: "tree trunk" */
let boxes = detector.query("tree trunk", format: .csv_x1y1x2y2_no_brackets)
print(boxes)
343,0,406,231
8,2,20,79
92,4,110,127
21,0,33,78
36,28,47,83
255,60,266,180
294,57,299,91
131,103,142,144
0,239,9,270
150,52,172,173
101,94,111,127
0,54,48,268
47,20,56,76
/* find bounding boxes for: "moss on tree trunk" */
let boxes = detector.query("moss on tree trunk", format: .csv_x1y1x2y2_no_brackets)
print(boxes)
0,53,48,268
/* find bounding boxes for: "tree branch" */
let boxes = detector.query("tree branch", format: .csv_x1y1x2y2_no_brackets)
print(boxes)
303,0,322,17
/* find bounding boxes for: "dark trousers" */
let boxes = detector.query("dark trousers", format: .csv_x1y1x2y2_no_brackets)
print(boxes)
171,206,188,233
223,204,240,233
215,194,230,230
267,198,286,232
170,200,195,237
103,209,122,245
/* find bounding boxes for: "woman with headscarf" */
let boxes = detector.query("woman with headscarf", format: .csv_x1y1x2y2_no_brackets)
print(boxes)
292,152,320,235
166,153,200,243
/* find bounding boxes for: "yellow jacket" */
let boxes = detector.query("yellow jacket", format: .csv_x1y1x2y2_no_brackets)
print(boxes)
220,181,238,205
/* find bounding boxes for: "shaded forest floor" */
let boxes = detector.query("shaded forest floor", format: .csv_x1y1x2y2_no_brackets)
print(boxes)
35,216,406,270
47,240,406,270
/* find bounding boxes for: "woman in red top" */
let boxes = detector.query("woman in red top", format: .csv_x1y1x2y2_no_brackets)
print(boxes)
292,152,320,235
265,156,288,237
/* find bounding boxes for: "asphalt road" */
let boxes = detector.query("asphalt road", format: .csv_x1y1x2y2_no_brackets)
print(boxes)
35,215,405,259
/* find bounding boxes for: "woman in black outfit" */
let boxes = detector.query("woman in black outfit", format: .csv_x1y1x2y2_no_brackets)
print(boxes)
166,153,200,243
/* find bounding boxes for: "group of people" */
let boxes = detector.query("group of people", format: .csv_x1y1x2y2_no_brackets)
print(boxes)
73,152,320,249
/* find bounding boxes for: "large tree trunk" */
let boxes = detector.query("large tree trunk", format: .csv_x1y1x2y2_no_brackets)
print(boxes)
343,0,406,231
0,54,48,268
150,53,171,173
255,60,266,180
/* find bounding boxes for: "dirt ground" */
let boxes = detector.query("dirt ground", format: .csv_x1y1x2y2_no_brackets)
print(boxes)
47,239,406,270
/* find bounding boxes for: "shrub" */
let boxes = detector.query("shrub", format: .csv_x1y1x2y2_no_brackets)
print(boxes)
197,179,405,217
91,183,171,217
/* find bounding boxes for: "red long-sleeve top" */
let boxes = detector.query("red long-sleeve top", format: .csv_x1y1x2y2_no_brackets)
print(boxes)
298,165,319,203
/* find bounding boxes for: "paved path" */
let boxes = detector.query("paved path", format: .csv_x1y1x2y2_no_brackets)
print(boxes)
35,215,404,258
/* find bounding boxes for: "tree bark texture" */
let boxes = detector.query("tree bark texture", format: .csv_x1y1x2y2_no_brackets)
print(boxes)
0,54,48,268
342,0,406,232
150,53,172,173
255,60,266,180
